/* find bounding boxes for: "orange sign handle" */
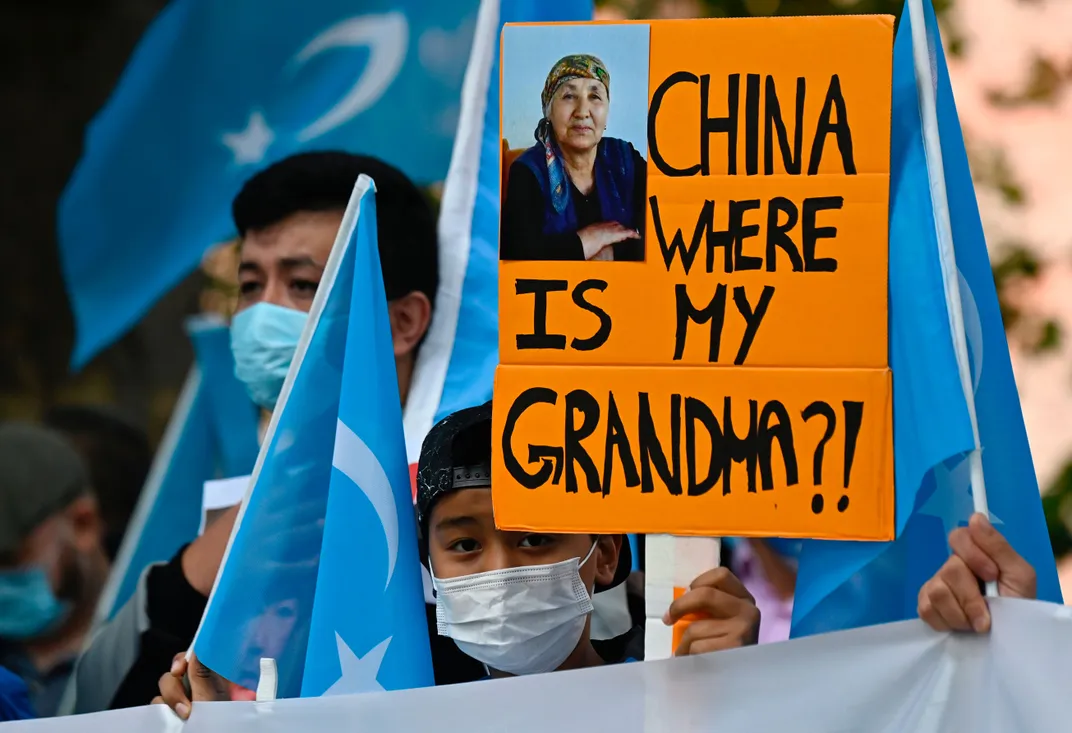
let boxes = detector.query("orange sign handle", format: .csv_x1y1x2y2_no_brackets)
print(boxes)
670,586,707,654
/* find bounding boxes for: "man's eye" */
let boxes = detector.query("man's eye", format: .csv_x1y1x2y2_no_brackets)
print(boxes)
448,538,480,553
291,279,319,295
519,534,554,549
239,281,262,296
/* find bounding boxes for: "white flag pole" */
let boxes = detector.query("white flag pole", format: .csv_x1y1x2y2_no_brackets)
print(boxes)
907,0,995,597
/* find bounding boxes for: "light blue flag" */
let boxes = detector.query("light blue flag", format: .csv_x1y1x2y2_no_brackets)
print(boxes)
61,0,479,368
189,318,260,477
193,178,366,697
791,0,1061,637
302,182,432,696
97,318,257,621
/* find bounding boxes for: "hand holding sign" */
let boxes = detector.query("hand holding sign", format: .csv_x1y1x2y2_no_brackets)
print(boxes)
664,567,760,656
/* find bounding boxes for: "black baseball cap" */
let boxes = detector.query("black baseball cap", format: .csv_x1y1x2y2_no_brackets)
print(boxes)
416,402,631,592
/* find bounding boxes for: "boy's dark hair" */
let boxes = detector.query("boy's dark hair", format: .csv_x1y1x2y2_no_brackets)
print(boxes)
232,151,438,308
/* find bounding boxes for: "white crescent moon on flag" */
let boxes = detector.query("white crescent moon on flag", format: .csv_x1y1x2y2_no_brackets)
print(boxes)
293,13,409,142
332,419,400,589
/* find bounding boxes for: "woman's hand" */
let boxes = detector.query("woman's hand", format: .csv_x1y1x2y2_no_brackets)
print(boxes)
578,222,640,260
152,652,229,720
664,567,761,656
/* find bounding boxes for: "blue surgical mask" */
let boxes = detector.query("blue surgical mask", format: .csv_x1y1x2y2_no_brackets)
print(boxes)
0,567,70,640
230,302,308,410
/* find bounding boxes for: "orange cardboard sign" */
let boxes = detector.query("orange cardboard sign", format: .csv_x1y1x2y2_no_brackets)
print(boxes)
493,16,894,540
492,366,893,539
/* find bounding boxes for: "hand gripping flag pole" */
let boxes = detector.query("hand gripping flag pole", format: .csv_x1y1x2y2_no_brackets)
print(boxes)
906,0,994,596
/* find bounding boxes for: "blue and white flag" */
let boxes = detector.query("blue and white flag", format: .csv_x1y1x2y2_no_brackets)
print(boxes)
301,182,432,696
61,0,479,368
402,0,592,461
791,0,1061,637
192,181,366,696
96,318,257,622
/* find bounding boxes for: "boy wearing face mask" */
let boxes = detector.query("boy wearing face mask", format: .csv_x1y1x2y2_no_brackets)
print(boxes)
154,402,760,718
418,402,761,676
0,424,110,717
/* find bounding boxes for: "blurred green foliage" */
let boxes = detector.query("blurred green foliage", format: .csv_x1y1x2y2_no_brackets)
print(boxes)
988,55,1072,109
1045,464,1072,558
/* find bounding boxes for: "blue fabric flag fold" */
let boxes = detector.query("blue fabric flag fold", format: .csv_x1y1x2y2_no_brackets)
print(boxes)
61,0,480,367
99,319,257,621
791,0,1061,637
193,184,363,696
301,183,432,696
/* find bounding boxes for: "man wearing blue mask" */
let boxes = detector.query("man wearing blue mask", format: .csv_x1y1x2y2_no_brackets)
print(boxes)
0,423,109,717
70,151,449,714
228,151,437,411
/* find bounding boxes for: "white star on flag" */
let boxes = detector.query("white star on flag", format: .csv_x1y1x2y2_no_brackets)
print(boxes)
919,454,1003,540
222,111,275,165
322,633,391,696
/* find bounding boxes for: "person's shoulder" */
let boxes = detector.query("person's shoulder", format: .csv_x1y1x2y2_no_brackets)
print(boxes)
602,138,646,168
602,137,641,155
512,143,545,169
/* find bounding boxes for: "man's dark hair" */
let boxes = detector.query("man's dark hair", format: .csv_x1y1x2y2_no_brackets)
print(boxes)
232,151,438,308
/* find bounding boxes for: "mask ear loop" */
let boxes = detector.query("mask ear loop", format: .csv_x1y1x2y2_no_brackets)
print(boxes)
579,538,600,568
427,556,439,595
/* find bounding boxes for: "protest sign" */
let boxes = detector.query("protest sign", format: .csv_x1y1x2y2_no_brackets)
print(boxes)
493,16,894,540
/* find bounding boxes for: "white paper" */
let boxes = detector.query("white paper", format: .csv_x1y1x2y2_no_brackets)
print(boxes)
198,476,250,535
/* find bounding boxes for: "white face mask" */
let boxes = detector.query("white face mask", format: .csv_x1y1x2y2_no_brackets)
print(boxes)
431,542,598,676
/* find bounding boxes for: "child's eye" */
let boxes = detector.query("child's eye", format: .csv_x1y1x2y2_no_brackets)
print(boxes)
519,534,555,549
447,538,480,553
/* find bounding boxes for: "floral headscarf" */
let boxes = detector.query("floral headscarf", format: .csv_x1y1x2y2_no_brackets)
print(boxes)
535,54,611,214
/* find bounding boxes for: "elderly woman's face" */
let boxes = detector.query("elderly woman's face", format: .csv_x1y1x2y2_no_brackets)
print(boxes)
549,78,608,154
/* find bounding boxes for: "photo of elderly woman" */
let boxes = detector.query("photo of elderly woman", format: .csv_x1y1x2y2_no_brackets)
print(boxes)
500,51,647,262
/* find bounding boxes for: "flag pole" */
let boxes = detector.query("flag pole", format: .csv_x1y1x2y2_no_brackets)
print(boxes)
906,0,996,597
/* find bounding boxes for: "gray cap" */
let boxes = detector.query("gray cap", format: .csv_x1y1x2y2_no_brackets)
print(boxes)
0,422,90,556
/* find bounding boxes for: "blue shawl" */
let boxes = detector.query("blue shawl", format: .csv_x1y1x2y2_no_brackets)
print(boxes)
515,137,637,236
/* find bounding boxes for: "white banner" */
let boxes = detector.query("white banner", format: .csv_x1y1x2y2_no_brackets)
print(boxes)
14,599,1072,732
